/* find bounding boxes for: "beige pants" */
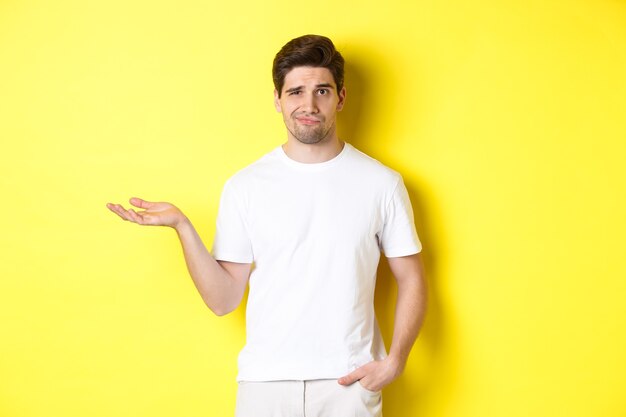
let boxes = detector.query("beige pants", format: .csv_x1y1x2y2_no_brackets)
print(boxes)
235,379,383,417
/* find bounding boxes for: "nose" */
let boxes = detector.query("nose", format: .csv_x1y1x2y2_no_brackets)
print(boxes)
301,92,319,114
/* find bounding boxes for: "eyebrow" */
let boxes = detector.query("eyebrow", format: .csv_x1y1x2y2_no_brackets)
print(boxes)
284,83,335,94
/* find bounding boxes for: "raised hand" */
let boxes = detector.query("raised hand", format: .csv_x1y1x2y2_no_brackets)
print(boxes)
106,197,188,229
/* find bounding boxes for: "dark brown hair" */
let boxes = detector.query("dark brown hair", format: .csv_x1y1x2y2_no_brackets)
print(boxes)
272,34,345,98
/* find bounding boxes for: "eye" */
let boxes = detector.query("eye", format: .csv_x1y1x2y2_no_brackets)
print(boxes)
317,89,329,95
288,91,301,96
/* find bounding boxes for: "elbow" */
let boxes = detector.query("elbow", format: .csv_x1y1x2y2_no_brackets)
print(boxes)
211,306,232,317
202,281,246,317
206,300,237,316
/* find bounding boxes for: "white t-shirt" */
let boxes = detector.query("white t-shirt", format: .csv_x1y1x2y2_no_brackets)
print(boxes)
212,142,422,381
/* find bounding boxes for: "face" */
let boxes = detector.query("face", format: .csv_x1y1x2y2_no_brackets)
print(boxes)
274,66,346,145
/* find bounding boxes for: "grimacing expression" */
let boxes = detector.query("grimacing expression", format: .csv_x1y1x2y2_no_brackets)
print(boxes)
274,66,346,145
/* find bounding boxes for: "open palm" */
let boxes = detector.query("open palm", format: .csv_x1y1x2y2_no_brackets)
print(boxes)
106,197,186,228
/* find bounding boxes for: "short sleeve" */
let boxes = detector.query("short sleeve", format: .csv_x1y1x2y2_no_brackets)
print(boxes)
211,179,254,263
379,177,422,257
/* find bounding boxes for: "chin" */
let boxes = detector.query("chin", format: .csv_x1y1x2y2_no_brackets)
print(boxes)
296,137,324,145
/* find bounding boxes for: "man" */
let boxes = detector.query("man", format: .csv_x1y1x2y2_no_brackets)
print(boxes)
106,34,427,417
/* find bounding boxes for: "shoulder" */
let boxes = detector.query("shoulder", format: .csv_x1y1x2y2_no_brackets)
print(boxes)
344,143,403,187
223,146,282,190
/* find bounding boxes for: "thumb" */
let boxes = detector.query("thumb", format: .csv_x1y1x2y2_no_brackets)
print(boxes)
338,369,363,386
129,197,155,209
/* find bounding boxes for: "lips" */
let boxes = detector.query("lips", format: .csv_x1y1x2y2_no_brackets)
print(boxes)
295,117,321,125
296,119,320,126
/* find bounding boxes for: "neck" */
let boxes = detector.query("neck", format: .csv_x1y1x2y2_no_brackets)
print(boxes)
282,137,345,164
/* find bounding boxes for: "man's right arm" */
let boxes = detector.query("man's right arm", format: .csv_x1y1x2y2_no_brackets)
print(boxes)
175,218,251,316
106,197,251,316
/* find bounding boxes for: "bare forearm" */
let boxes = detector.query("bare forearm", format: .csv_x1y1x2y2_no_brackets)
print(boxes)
388,263,428,368
174,218,245,315
389,254,427,369
106,198,247,315
338,255,427,391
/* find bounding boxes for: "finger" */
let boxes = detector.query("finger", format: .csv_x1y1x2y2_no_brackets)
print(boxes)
338,368,366,385
106,203,130,221
129,197,155,209
111,204,137,223
133,211,158,225
106,202,122,213
107,203,127,213
127,208,145,224
116,205,135,222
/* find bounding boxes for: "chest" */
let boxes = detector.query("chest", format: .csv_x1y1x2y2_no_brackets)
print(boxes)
246,176,385,253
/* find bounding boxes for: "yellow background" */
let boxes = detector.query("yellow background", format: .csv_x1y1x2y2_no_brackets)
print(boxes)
1,0,625,416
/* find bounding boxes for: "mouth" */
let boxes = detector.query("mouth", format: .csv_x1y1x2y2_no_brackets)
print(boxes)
295,117,321,125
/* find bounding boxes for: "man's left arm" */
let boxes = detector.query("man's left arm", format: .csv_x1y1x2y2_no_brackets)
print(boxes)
338,252,427,391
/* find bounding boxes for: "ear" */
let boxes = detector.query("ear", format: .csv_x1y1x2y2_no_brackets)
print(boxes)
336,86,346,111
274,89,282,113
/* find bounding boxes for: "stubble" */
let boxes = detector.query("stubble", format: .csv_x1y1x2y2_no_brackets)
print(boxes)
287,115,335,145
